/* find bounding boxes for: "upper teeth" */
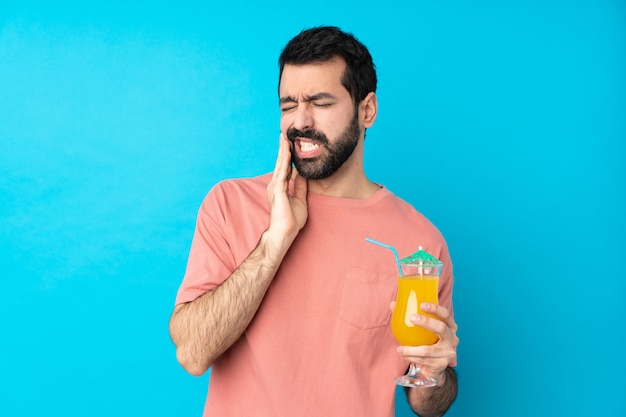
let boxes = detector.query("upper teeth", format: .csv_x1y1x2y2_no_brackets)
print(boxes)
300,142,319,152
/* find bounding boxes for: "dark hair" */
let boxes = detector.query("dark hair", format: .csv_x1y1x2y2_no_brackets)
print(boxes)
278,26,377,105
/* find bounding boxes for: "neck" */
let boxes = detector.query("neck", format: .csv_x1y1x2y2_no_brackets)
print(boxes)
306,156,381,198
308,177,381,199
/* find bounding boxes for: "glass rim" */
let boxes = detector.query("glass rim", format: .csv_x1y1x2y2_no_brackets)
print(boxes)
397,261,443,267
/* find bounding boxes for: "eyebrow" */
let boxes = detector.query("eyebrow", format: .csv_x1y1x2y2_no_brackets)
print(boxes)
279,92,337,105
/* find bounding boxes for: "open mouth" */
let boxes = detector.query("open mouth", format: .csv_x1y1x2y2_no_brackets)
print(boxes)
294,138,323,158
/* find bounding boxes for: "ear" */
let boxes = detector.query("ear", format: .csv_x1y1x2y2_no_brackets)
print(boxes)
360,92,378,129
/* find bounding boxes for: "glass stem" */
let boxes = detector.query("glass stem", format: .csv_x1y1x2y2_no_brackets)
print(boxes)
408,362,420,377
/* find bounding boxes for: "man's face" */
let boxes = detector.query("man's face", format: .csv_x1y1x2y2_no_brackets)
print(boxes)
279,57,363,180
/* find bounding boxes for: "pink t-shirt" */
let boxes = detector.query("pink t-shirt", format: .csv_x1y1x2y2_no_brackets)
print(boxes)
176,173,455,417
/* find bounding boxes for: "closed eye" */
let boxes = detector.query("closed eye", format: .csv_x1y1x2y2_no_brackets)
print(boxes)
279,96,298,113
280,105,297,113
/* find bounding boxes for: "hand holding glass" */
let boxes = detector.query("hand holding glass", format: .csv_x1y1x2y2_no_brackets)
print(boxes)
391,260,442,387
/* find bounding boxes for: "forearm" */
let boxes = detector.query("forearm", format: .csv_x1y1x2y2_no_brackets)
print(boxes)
406,367,458,417
169,232,287,375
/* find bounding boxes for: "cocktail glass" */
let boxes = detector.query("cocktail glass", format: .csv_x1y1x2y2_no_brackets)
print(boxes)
391,250,443,388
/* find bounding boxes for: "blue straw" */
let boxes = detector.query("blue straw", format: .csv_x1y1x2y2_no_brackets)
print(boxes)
365,237,403,276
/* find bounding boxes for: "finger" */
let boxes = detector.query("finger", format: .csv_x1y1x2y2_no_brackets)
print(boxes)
411,361,449,379
397,334,458,371
397,346,451,365
272,133,292,183
420,303,457,331
290,159,298,181
409,314,454,344
292,172,307,201
404,354,454,377
398,345,455,364
421,303,451,322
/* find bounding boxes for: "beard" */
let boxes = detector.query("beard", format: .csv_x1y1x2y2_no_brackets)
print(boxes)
286,110,361,180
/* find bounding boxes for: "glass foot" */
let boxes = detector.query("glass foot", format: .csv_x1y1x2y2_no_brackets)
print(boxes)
395,363,438,388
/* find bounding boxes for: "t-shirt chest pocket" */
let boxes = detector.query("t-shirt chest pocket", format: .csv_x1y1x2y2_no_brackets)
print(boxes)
339,266,396,329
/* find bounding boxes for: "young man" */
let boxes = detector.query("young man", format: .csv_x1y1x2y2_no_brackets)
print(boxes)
169,26,459,417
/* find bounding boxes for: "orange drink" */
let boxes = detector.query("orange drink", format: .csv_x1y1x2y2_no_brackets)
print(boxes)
391,275,439,346
363,238,443,387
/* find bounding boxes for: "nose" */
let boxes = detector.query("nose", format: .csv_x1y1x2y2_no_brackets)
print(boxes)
293,103,314,132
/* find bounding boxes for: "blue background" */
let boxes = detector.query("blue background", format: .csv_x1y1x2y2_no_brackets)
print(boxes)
1,1,624,416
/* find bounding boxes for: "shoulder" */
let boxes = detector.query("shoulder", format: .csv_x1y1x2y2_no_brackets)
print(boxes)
203,173,271,202
379,188,447,242
213,172,272,193
197,173,272,218
383,189,437,222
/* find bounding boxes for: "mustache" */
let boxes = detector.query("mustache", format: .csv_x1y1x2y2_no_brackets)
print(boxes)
286,128,329,145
